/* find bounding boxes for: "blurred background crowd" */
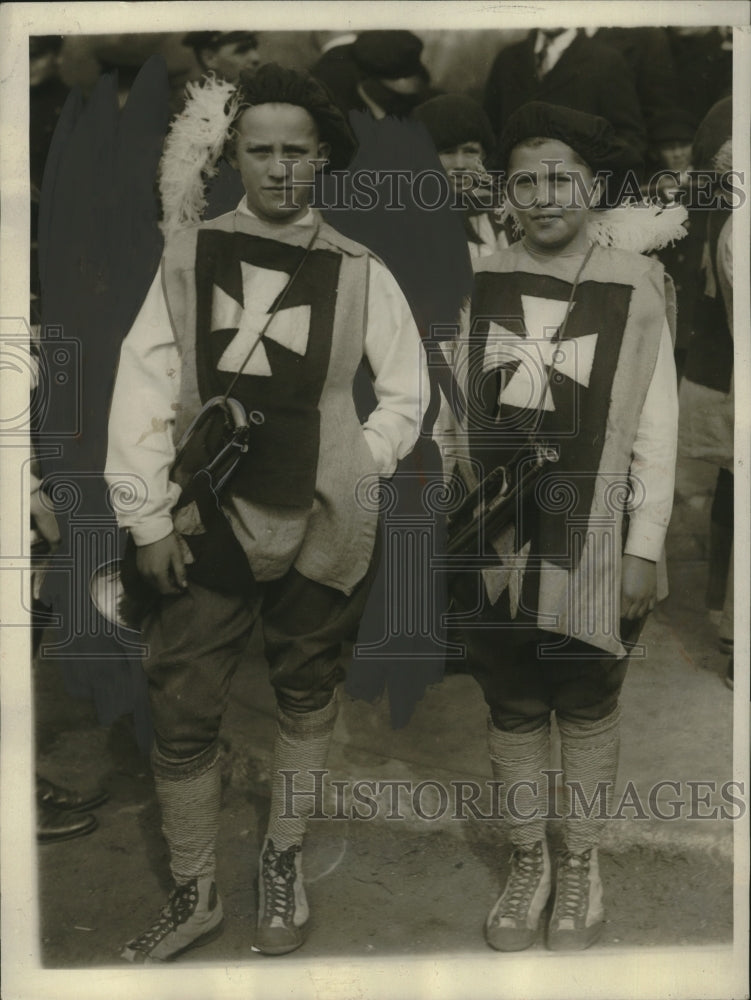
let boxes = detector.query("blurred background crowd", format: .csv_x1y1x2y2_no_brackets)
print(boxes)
29,25,734,334
30,26,732,166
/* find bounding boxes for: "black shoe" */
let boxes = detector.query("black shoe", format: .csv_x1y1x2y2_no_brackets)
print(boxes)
37,798,97,843
36,774,109,812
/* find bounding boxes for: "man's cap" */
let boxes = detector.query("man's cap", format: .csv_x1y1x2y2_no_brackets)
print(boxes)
351,31,432,117
412,94,495,156
183,31,258,53
352,30,427,80
495,100,642,176
233,63,356,170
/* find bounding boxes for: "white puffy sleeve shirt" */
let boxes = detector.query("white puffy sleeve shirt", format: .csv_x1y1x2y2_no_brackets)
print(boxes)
105,213,428,546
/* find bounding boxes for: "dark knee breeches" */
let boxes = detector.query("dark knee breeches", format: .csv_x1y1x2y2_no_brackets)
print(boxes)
451,574,643,732
141,558,378,765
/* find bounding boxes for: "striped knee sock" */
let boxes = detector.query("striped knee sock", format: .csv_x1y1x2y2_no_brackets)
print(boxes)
558,707,620,852
152,748,221,885
487,716,552,848
266,695,339,850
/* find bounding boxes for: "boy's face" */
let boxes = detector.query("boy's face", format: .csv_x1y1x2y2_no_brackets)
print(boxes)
439,141,486,195
656,141,692,173
231,104,329,224
507,139,598,253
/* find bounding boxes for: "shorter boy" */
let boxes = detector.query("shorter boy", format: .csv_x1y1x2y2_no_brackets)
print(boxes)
449,102,678,952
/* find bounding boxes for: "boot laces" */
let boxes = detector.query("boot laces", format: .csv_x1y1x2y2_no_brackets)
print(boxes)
556,849,592,921
262,841,301,924
499,843,545,918
129,880,199,951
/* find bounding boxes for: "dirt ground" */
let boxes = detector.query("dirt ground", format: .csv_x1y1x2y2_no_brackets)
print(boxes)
32,456,738,970
36,705,732,968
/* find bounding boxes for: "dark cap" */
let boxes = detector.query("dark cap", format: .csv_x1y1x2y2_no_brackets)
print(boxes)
352,30,427,80
692,97,732,171
412,94,495,155
496,101,642,176
233,63,356,170
29,35,63,58
183,31,258,54
650,109,696,146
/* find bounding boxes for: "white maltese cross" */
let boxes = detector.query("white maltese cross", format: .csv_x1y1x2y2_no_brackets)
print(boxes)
483,294,597,412
211,262,311,377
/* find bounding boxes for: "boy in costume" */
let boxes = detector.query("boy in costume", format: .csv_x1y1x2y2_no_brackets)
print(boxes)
447,102,680,952
105,65,428,961
412,93,509,258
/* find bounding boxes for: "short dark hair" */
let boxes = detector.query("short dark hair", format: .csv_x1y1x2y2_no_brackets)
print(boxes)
229,63,356,170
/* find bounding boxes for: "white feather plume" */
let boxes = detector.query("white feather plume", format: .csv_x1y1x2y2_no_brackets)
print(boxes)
712,138,733,175
585,201,688,253
499,199,688,255
159,74,243,241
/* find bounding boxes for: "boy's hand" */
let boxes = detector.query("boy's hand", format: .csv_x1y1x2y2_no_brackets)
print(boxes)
620,554,656,620
136,533,187,595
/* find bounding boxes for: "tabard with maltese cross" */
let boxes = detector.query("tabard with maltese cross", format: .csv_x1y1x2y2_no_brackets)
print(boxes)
466,267,633,586
483,295,597,416
193,228,341,509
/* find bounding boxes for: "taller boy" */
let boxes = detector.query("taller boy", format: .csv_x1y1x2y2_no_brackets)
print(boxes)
105,66,428,961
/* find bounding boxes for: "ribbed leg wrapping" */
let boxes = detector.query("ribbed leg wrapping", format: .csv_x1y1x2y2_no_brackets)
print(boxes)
152,748,221,884
487,715,551,848
266,694,339,850
558,707,620,852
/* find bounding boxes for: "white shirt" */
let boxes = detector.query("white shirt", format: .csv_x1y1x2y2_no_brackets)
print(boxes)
533,28,578,76
106,202,429,553
623,318,678,561
446,294,678,564
467,213,509,259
